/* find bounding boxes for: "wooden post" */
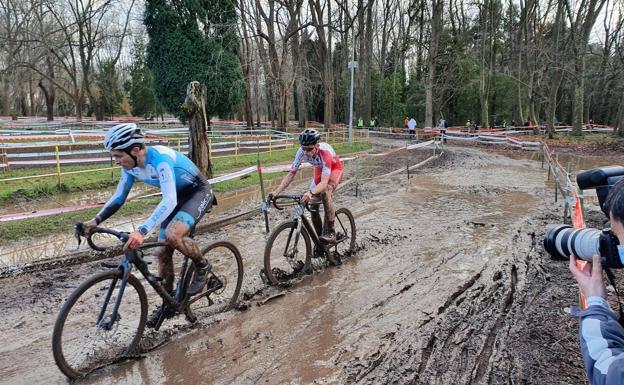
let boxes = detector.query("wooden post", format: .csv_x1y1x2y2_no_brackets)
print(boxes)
208,138,212,158
547,165,551,180
177,138,181,151
268,134,272,159
55,145,62,186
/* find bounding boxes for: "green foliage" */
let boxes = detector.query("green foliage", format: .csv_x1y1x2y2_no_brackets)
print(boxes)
405,75,426,123
126,37,164,118
95,61,124,119
144,0,245,119
372,70,407,127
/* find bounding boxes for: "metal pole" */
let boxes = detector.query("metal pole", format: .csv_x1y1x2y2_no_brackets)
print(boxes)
348,61,356,146
355,157,359,197
406,141,410,180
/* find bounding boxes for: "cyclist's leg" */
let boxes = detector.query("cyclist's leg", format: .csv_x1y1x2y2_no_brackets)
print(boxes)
154,243,175,292
309,180,324,236
322,168,342,224
164,185,214,293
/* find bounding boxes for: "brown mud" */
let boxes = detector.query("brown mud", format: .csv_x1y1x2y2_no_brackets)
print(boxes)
0,142,618,385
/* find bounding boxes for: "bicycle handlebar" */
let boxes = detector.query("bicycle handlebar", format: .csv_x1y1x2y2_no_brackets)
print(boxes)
75,223,163,252
272,194,304,210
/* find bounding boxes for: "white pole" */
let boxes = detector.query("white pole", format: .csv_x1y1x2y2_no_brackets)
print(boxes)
348,60,358,146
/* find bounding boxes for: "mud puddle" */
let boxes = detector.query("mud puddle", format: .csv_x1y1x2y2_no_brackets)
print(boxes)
0,145,594,384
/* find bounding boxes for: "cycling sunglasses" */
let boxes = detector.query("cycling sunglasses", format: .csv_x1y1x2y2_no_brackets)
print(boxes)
301,146,316,152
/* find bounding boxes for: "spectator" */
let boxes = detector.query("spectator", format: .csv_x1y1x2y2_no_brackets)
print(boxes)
472,122,478,132
404,117,409,130
438,118,447,143
407,118,417,136
357,117,364,129
369,117,376,130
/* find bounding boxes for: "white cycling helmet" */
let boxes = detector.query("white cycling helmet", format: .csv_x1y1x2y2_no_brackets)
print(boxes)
104,123,145,151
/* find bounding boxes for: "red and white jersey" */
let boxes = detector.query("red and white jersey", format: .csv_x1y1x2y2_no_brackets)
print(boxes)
289,142,343,177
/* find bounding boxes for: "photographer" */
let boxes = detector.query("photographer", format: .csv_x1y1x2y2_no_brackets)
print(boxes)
569,179,624,385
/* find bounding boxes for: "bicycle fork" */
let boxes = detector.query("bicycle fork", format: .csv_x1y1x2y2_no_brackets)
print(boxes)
96,260,133,331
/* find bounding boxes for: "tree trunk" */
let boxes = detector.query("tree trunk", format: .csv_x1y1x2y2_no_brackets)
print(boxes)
39,80,56,121
425,0,443,129
615,93,624,137
571,55,585,136
2,76,10,116
184,81,213,178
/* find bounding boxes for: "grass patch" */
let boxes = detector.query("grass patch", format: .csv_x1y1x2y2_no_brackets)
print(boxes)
0,198,158,246
0,141,370,202
0,171,286,245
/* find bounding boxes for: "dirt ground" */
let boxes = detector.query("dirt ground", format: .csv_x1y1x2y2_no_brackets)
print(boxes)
1,140,619,385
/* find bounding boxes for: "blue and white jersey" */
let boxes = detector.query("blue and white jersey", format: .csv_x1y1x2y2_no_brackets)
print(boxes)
96,146,208,234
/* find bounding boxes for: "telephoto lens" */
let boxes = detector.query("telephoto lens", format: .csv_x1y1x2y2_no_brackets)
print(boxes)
543,224,623,268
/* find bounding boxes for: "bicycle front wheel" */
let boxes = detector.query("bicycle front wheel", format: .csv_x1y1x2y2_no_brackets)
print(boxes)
52,270,147,379
264,220,312,285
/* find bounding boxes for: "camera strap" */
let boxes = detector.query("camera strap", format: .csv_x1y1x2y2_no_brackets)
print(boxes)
604,268,624,327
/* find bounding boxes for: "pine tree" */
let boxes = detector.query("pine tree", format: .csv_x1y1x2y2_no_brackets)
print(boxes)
126,37,162,118
144,0,244,120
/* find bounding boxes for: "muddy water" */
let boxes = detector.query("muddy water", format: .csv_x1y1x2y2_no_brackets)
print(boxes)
0,146,579,385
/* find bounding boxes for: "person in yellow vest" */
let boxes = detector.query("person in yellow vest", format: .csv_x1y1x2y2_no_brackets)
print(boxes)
356,117,364,129
466,119,472,132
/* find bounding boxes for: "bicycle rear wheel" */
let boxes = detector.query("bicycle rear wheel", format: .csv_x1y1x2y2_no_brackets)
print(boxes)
52,270,147,379
264,220,312,285
335,208,356,257
184,241,244,316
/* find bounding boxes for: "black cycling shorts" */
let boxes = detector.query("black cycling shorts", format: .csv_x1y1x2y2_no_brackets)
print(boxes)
158,184,215,240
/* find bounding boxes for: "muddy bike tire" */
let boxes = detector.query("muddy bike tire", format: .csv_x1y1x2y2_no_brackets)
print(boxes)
182,241,244,317
264,220,312,285
52,270,148,380
334,208,357,257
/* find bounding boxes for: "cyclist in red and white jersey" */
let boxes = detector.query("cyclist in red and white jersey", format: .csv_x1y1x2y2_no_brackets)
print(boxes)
269,129,343,244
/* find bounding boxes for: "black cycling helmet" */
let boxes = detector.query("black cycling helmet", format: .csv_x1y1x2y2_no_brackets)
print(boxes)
299,129,321,146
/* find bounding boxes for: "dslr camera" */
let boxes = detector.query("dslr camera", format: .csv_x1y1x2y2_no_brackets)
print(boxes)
544,166,624,268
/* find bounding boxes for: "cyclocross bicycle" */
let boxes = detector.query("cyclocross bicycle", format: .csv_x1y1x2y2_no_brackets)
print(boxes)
52,225,243,379
262,194,356,285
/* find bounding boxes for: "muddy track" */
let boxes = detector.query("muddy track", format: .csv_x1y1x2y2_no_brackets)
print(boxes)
0,143,614,384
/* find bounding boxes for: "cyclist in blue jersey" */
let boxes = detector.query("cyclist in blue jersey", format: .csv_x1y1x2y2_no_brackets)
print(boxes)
80,123,217,327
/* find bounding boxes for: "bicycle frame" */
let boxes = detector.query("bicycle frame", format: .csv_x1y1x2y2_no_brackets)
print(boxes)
96,243,190,331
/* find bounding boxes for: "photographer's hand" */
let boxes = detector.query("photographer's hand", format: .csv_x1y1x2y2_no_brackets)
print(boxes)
569,254,606,298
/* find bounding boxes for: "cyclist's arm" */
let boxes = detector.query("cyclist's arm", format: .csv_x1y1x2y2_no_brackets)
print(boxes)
136,161,177,235
94,171,135,224
312,173,331,194
579,297,624,385
273,149,303,196
273,173,295,196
